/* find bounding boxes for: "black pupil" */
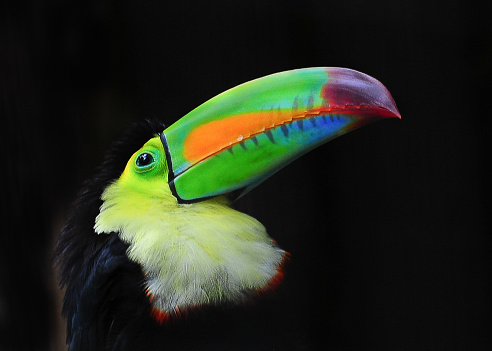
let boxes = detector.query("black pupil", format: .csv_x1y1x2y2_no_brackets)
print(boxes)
136,153,154,167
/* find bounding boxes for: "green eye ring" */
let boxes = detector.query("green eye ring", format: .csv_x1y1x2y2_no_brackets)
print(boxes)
135,152,156,172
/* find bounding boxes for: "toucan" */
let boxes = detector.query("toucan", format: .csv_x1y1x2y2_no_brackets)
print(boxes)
56,67,400,350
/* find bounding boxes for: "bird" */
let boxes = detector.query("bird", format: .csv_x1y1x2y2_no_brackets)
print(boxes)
55,67,400,350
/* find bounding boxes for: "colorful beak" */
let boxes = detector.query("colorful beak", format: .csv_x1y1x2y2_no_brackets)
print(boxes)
161,67,400,203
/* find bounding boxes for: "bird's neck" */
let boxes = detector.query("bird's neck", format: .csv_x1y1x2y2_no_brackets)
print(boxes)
94,182,285,316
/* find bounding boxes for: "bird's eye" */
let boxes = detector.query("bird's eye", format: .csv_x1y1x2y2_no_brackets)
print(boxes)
135,153,155,171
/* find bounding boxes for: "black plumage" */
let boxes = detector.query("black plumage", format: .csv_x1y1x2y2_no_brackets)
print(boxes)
55,120,165,350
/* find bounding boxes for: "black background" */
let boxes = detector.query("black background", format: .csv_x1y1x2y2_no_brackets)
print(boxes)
2,0,490,350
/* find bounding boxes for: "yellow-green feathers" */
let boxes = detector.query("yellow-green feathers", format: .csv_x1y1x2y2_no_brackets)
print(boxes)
94,136,285,314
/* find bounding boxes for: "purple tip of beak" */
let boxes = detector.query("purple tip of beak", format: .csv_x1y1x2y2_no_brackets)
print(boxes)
323,68,401,119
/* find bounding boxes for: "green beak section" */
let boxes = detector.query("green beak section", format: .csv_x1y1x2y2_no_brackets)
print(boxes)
161,67,400,203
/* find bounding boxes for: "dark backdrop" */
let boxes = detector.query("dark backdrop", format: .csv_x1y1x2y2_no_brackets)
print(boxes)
2,0,490,350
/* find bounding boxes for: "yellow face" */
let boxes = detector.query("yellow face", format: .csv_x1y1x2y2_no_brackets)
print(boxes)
118,136,172,200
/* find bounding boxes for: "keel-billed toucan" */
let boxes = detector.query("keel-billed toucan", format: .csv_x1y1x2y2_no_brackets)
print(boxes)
56,67,400,350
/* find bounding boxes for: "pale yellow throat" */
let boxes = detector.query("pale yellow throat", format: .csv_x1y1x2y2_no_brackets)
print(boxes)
94,181,285,315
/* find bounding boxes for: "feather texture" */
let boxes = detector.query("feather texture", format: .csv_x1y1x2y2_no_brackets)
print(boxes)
95,183,285,314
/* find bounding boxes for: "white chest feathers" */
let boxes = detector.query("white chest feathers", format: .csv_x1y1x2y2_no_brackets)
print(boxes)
95,182,285,315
